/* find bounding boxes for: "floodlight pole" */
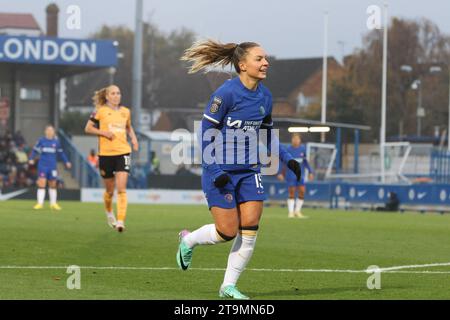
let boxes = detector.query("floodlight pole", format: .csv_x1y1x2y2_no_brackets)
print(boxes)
321,11,328,143
132,0,143,131
380,3,388,183
448,67,450,151
417,81,423,137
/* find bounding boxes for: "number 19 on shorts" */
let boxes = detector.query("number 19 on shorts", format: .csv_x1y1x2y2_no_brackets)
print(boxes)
255,173,264,193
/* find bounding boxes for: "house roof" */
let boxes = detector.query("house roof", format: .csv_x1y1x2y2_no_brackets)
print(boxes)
0,13,41,31
264,57,333,99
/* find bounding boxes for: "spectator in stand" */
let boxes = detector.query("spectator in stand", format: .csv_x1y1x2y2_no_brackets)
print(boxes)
3,157,16,179
16,171,32,188
0,157,7,178
6,166,18,188
14,144,29,172
27,160,38,183
13,130,26,147
0,139,8,162
0,131,35,188
3,143,17,165
3,130,13,145
176,164,193,176
151,151,161,175
87,149,99,168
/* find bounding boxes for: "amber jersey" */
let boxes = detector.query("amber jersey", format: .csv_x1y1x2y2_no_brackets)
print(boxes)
89,105,132,156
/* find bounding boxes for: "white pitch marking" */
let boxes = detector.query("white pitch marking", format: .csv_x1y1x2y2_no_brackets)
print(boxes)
1,262,450,274
378,262,450,272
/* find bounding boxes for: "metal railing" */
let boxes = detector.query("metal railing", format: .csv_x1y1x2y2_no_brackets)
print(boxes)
124,131,152,189
430,148,450,184
58,129,102,188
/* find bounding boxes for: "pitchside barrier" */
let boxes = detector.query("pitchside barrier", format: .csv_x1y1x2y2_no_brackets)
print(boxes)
264,177,450,213
3,182,450,213
79,180,450,213
80,188,206,205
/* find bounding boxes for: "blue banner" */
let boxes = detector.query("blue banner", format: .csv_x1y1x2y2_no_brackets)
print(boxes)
264,179,450,207
0,35,117,67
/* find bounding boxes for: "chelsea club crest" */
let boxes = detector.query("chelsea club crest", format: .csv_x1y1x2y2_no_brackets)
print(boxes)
259,106,265,116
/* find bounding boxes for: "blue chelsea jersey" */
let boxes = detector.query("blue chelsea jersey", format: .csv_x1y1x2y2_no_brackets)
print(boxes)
201,77,273,172
30,137,69,169
283,145,313,180
287,145,307,164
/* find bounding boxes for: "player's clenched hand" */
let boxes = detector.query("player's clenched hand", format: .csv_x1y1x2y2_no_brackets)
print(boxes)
214,173,230,188
277,174,285,182
28,159,35,166
103,131,115,140
66,162,72,169
287,159,301,181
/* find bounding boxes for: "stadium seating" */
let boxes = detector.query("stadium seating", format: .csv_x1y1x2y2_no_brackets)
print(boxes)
0,131,36,188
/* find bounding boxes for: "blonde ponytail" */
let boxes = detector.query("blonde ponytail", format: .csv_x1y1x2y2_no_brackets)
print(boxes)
92,86,110,108
181,39,259,74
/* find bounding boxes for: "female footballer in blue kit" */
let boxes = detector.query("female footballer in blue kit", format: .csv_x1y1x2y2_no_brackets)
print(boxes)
29,125,71,210
176,40,301,299
277,133,314,218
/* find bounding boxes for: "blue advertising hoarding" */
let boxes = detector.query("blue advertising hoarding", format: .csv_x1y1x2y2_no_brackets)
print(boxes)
264,178,450,208
0,35,117,67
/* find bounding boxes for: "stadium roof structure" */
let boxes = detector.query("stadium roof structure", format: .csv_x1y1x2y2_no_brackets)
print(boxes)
0,5,119,145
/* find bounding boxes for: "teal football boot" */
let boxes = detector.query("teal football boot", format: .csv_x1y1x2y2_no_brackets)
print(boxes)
219,285,250,300
176,230,193,270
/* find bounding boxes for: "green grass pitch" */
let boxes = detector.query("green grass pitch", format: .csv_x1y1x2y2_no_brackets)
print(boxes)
1,200,449,299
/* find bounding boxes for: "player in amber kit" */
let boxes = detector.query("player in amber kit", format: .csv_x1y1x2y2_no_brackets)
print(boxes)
84,85,139,232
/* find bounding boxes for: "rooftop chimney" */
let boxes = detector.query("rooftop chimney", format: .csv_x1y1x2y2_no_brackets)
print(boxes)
46,3,59,37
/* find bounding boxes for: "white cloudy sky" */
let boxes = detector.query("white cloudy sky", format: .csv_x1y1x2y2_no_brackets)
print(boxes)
2,0,450,60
